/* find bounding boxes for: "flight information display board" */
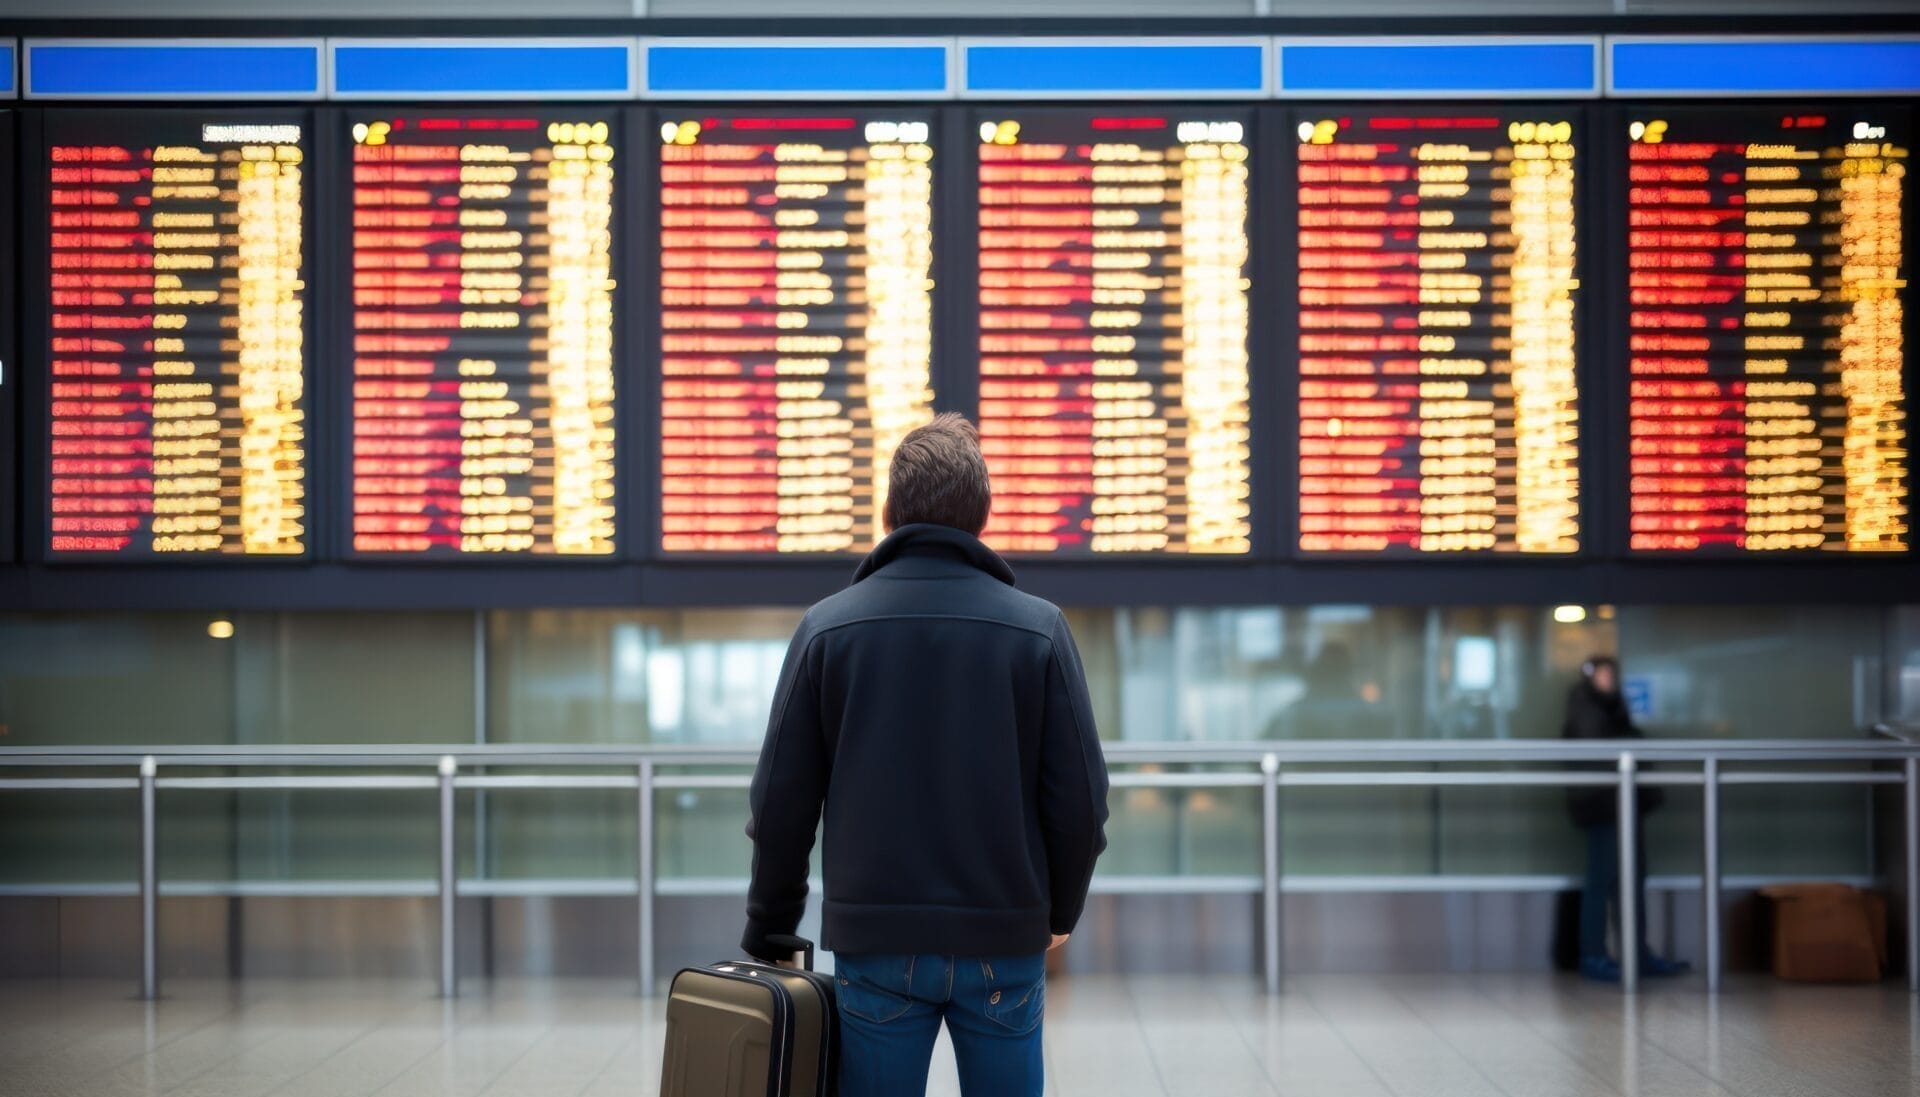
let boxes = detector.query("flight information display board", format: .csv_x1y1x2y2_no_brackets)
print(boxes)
975,110,1254,555
657,111,937,554
44,111,308,558
1295,110,1582,555
349,112,618,557
1626,108,1909,553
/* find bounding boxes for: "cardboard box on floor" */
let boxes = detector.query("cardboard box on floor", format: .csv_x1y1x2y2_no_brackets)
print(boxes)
1758,883,1888,982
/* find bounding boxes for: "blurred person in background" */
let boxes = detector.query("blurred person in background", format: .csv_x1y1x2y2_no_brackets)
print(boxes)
742,413,1110,1097
1563,655,1689,981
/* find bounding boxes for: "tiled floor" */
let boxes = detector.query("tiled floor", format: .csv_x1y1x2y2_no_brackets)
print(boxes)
2,973,1915,1096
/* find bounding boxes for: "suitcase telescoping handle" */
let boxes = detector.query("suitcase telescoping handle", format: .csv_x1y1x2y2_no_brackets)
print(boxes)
762,933,816,971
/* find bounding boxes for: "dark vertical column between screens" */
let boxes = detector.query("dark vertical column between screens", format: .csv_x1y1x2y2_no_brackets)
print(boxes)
624,108,656,563
0,111,15,563
935,107,978,433
1587,104,1624,561
312,109,344,563
1253,106,1294,563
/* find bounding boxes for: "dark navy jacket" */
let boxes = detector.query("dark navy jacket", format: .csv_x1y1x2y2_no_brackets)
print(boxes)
742,523,1110,960
1561,679,1663,826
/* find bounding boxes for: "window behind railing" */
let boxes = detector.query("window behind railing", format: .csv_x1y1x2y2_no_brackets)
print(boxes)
0,605,1900,890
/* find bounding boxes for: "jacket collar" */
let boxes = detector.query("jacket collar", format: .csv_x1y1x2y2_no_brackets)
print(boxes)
851,524,1017,587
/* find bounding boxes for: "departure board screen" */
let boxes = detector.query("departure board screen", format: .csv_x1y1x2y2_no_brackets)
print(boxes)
45,111,308,558
975,111,1253,555
1295,111,1582,555
350,112,618,557
658,112,936,554
1626,108,1909,553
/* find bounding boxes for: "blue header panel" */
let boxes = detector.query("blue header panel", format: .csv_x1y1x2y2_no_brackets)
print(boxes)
0,42,15,98
1609,38,1920,97
644,40,950,99
331,39,636,99
962,40,1267,99
1277,38,1599,98
26,40,322,99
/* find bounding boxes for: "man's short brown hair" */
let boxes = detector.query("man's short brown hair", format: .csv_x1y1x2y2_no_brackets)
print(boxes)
883,412,992,536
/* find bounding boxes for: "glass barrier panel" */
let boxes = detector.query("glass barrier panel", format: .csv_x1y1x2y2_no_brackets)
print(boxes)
0,613,237,743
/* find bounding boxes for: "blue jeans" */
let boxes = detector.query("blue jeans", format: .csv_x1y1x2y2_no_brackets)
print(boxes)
833,952,1046,1097
1581,822,1650,963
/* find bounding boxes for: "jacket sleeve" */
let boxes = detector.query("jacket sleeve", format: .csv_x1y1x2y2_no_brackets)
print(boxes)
741,618,828,962
1039,611,1110,936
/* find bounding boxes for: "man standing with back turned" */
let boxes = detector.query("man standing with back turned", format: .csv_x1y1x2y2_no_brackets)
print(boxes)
742,413,1111,1097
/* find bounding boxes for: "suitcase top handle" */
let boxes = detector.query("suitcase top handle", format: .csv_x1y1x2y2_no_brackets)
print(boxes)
762,933,816,971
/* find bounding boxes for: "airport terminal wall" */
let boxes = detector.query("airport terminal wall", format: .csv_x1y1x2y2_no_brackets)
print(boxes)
3,603,1916,979
0,19,1916,984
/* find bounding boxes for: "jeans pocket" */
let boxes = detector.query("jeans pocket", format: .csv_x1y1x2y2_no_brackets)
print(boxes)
979,955,1046,1034
835,954,916,1025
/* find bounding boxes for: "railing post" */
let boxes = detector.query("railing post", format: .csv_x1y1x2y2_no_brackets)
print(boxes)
1618,751,1639,994
638,758,656,997
1261,752,1282,995
1906,756,1919,993
1703,756,1721,993
139,755,158,1001
438,755,457,999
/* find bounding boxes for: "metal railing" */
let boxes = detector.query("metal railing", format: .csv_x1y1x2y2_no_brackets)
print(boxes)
1,739,1914,999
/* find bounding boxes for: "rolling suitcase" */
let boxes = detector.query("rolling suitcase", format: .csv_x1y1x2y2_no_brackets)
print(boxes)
661,934,837,1097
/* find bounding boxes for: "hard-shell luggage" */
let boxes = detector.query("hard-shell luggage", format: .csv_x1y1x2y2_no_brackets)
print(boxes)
660,934,837,1097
